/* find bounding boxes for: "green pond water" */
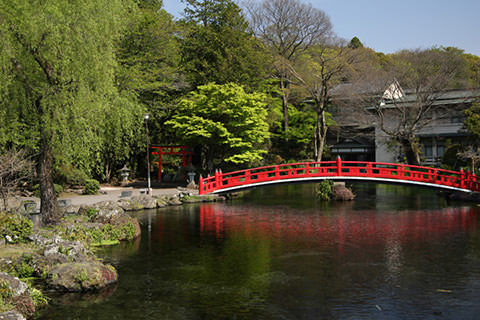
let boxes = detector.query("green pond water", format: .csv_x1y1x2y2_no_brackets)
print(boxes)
36,183,480,319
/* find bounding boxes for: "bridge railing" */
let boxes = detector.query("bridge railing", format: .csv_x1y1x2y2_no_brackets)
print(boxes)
199,159,480,194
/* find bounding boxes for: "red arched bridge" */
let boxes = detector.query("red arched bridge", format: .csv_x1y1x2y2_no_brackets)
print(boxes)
199,158,480,195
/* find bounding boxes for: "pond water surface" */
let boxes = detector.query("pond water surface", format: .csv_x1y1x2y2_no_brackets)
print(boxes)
36,184,480,319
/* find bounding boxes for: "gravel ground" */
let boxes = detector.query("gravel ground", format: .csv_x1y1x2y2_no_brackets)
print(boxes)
9,186,188,210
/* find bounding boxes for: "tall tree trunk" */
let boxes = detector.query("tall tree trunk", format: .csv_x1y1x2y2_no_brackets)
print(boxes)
105,163,111,183
400,137,421,165
280,77,289,137
39,134,60,225
315,108,328,162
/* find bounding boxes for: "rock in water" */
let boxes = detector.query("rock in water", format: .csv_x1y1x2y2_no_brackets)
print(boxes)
47,262,118,292
332,182,355,201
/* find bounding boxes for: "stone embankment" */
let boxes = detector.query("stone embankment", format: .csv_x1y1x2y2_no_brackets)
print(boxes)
0,187,225,318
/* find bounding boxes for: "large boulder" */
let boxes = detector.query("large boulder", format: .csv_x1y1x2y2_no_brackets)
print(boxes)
26,235,95,276
43,239,90,262
130,195,158,209
332,182,355,201
167,195,183,206
117,195,160,211
77,201,140,239
78,201,124,224
0,272,28,297
116,199,144,211
46,262,118,292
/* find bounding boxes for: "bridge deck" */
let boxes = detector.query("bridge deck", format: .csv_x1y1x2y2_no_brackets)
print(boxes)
199,159,480,195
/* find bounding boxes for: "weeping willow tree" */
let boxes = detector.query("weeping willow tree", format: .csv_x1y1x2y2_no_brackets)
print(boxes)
0,0,142,224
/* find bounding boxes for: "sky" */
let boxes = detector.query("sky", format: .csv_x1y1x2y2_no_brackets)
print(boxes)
163,0,480,56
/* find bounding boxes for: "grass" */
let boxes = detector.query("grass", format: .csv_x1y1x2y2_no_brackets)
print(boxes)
0,243,36,259
91,240,120,247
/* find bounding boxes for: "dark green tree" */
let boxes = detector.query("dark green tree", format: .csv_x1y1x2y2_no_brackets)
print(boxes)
116,1,184,164
465,102,480,137
180,0,270,89
348,37,364,49
117,1,184,104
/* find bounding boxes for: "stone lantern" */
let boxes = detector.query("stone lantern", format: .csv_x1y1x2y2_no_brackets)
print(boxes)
120,165,130,186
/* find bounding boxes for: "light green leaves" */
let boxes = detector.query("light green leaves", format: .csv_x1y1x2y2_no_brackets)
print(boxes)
166,83,269,165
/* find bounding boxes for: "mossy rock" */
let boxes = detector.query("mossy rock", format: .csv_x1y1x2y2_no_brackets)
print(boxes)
181,196,204,203
117,199,144,212
46,262,117,292
155,199,168,208
0,272,34,318
167,197,182,206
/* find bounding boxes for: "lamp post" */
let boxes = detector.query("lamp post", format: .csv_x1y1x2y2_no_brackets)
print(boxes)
144,113,151,195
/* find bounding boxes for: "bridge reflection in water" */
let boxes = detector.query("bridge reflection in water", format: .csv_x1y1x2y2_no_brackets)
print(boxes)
199,204,478,252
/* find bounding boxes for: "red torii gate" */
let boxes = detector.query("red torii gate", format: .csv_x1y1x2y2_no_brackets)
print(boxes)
151,145,193,182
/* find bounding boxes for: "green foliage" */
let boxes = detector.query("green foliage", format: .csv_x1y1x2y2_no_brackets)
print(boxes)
348,37,364,49
465,102,480,138
316,180,334,201
83,179,100,195
29,287,48,308
441,143,467,170
101,224,121,241
61,220,136,246
0,280,12,300
85,208,99,220
0,0,477,183
0,279,13,313
180,0,270,88
117,3,181,101
54,163,88,187
166,83,270,165
14,254,35,279
0,0,143,220
75,269,89,284
389,47,469,91
0,213,33,243
463,53,480,87
120,222,137,241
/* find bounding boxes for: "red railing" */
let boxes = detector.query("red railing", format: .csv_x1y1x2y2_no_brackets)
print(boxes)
199,158,480,194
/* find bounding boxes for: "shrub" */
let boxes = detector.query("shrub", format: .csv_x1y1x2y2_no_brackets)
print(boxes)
442,143,467,170
54,163,87,187
102,224,120,241
14,254,35,278
75,269,89,285
120,222,137,241
33,184,63,197
316,180,334,201
0,279,13,313
0,213,33,243
83,179,100,195
30,287,48,308
85,208,98,220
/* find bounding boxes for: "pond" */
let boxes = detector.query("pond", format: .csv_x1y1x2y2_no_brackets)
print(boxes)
36,183,480,319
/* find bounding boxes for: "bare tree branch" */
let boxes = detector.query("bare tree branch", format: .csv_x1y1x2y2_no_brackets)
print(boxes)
0,150,33,211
